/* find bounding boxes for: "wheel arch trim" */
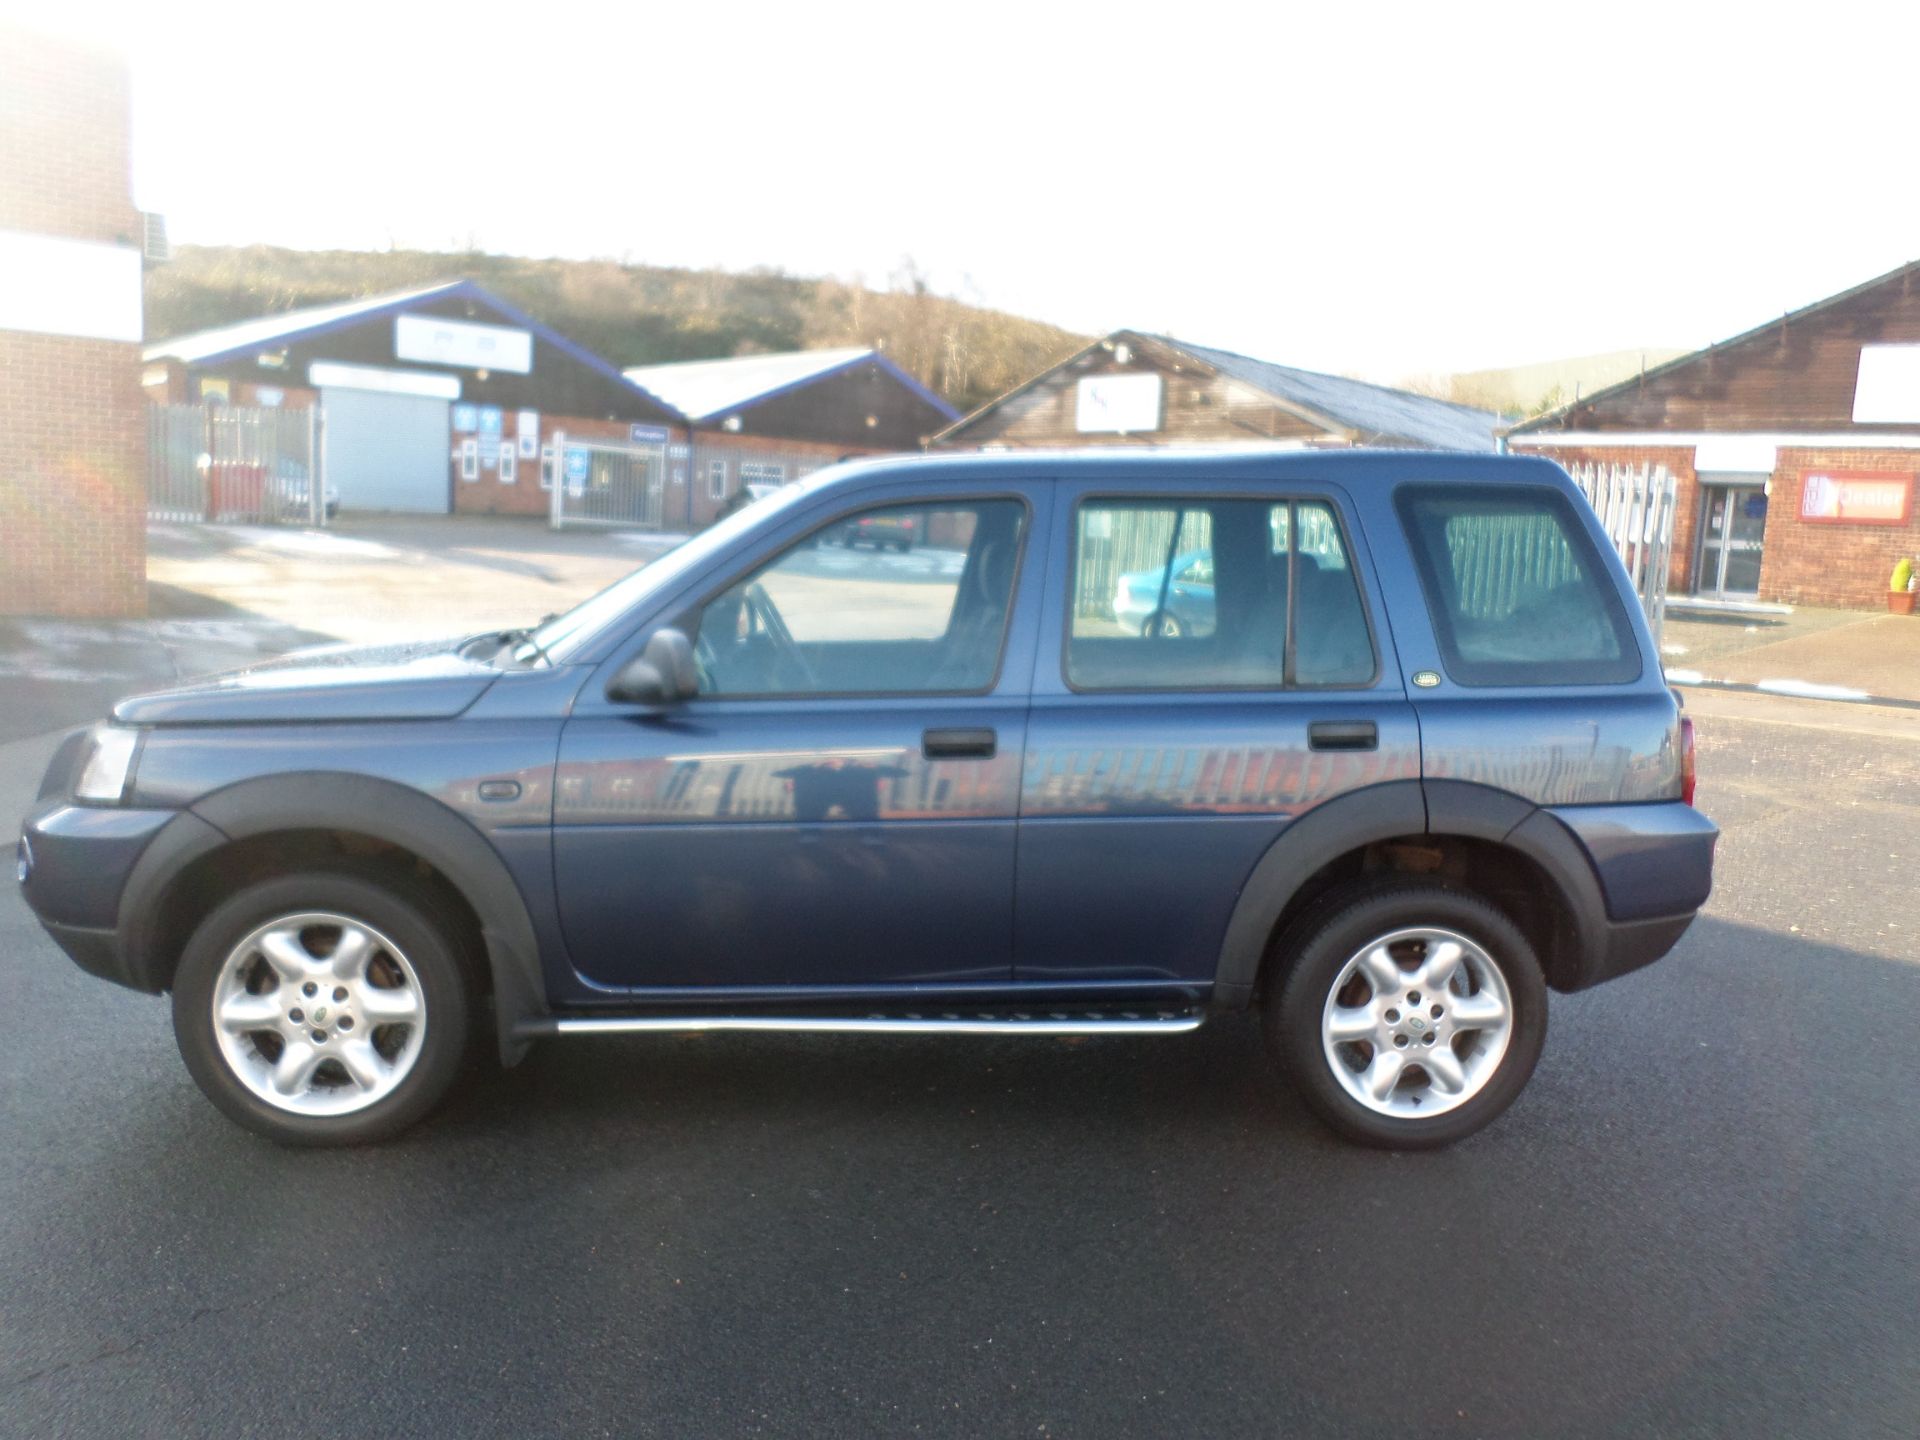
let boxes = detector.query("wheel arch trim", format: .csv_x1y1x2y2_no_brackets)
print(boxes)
1212,778,1614,1005
122,772,548,1060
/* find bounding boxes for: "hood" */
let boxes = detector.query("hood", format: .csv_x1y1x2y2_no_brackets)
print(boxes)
112,636,501,726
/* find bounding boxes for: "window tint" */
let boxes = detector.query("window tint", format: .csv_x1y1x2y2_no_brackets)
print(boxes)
1394,484,1640,686
1067,497,1374,690
695,499,1025,696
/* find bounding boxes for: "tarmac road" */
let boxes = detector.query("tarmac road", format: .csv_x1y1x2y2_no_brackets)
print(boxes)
2,688,1917,1438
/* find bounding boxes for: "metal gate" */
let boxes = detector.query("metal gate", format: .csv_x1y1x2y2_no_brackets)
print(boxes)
549,432,669,530
1565,460,1676,645
147,404,326,525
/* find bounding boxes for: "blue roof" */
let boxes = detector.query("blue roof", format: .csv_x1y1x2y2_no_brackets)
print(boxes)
145,279,687,422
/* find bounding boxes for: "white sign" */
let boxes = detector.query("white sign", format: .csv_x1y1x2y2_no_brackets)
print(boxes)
516,408,540,458
1853,345,1920,423
310,361,461,399
1692,437,1777,475
0,230,142,343
394,313,533,375
1075,372,1163,434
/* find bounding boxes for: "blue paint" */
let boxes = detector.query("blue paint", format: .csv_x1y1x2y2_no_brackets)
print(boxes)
21,449,1714,1048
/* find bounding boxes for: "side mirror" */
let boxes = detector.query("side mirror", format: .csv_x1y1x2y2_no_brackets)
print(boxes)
605,628,698,707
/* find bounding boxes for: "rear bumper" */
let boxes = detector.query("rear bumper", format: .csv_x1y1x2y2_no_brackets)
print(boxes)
1538,801,1718,991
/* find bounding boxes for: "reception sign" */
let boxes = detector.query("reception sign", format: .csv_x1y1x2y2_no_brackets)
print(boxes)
1799,471,1912,525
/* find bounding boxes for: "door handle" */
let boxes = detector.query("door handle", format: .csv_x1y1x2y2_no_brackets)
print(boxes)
923,727,997,759
1308,720,1377,752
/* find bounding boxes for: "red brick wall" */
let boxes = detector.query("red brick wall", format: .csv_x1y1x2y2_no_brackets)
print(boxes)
0,29,146,618
1511,441,1920,610
452,422,876,527
1761,449,1920,608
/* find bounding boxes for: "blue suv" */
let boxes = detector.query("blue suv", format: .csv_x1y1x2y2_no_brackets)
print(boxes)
18,450,1716,1148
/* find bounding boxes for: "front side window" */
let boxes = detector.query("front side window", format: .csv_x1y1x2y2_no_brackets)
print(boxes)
1394,483,1640,686
1067,496,1375,690
694,499,1026,696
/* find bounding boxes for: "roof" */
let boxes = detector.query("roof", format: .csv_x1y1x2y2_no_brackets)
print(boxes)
623,346,960,423
144,282,467,365
144,278,686,421
1136,334,1502,452
1508,257,1920,435
930,330,1501,452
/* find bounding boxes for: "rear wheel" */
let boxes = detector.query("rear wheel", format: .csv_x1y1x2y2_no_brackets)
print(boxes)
171,869,473,1146
1143,611,1185,638
1265,882,1546,1148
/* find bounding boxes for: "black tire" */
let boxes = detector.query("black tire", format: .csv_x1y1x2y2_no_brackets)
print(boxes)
895,537,913,553
1264,881,1547,1149
170,868,474,1146
1143,611,1184,638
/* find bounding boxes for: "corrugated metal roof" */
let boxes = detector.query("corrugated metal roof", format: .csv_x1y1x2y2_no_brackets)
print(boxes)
1140,334,1501,452
143,282,466,364
622,347,881,421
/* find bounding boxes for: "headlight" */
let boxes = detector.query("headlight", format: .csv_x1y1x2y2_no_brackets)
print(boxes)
75,725,139,804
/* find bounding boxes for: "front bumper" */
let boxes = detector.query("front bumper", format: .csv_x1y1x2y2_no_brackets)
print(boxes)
18,800,179,992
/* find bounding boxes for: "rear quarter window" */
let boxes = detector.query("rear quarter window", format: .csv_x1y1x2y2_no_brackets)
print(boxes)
1394,483,1641,686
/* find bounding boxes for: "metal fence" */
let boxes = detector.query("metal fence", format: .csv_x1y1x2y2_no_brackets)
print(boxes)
1565,460,1677,644
147,404,324,525
549,432,669,529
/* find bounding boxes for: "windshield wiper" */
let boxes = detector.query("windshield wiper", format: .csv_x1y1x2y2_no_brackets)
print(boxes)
478,623,555,668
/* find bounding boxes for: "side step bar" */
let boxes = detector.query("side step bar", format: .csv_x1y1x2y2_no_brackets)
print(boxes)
520,1012,1206,1039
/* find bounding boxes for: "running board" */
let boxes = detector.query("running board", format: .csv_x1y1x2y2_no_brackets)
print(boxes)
520,1011,1206,1039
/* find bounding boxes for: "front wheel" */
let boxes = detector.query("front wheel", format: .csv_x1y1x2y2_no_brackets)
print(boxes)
171,869,473,1146
1265,882,1546,1148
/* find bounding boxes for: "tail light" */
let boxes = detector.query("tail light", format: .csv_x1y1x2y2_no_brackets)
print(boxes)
1679,715,1697,807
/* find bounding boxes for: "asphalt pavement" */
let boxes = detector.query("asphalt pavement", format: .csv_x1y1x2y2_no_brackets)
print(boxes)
2,689,1917,1438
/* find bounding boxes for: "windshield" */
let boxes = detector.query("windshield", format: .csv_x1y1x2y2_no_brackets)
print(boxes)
519,468,840,663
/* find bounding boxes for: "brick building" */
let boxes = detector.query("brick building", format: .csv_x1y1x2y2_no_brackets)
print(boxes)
144,280,687,518
0,27,147,618
931,330,1500,453
1507,261,1920,610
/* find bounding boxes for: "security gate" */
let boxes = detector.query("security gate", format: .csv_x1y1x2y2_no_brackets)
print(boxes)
147,403,325,525
1564,460,1677,645
549,432,669,529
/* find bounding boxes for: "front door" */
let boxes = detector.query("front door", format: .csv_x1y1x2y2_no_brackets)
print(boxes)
1015,482,1419,986
553,490,1043,992
1695,484,1769,597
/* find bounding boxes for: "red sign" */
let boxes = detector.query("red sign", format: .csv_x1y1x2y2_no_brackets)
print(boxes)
1799,471,1913,525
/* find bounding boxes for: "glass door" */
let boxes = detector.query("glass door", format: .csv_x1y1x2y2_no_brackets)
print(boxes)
1695,485,1768,597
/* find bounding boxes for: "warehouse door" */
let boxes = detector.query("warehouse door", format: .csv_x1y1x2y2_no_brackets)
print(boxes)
321,388,451,513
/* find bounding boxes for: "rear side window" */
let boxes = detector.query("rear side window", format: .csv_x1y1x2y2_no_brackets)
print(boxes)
1067,497,1376,690
1394,484,1640,686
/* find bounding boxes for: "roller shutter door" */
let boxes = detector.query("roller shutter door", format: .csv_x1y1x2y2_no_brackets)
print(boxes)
321,388,450,513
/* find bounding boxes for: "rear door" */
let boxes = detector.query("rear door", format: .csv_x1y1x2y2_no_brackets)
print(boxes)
1014,476,1418,987
553,482,1049,992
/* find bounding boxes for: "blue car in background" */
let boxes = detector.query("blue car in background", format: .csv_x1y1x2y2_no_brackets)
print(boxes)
1113,551,1215,636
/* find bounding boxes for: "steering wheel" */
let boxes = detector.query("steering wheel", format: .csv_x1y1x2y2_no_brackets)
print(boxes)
745,581,818,690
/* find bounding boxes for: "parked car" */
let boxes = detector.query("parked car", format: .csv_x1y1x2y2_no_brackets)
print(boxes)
829,509,915,551
269,460,340,522
18,449,1715,1148
1113,550,1215,636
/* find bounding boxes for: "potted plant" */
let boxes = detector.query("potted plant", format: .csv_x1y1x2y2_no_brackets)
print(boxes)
1893,557,1917,615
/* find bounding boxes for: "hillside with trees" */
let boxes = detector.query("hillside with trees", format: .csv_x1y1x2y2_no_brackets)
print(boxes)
145,246,1086,415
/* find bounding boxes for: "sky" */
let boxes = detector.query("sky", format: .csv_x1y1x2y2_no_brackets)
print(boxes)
13,0,1920,381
